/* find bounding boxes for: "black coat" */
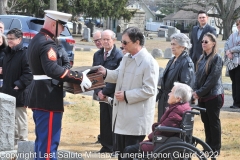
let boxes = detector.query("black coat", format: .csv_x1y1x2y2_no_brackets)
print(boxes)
92,45,123,97
157,51,195,121
190,24,216,65
1,42,33,107
0,45,6,79
27,28,85,112
194,53,223,98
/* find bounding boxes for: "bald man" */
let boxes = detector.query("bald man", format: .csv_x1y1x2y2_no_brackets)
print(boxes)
92,29,123,153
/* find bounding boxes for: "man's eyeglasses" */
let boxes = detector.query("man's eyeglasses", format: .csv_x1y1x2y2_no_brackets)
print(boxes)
121,40,131,45
7,37,18,41
201,40,209,44
92,39,101,43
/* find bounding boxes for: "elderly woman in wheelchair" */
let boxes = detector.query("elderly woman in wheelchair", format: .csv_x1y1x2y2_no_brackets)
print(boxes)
122,82,213,160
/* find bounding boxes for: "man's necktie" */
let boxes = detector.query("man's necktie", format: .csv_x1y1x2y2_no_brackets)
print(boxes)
104,51,108,61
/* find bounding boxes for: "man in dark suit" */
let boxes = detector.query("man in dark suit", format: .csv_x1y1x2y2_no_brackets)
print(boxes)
190,10,217,66
92,29,123,153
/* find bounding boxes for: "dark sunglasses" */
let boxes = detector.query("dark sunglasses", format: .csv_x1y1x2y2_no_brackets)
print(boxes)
201,40,209,44
121,40,131,45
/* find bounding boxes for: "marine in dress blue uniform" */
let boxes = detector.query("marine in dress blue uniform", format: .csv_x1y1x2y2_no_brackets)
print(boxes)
27,10,92,160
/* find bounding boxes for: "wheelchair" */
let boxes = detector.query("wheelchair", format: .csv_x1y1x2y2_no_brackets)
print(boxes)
138,106,216,160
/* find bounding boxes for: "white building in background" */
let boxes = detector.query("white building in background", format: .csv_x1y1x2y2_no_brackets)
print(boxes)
102,0,169,33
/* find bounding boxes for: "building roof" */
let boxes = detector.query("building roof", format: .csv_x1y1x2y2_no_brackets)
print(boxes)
163,4,208,21
172,10,197,20
162,13,175,20
127,0,156,16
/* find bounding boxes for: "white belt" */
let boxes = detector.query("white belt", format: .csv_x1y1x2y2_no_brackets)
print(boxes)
33,75,52,80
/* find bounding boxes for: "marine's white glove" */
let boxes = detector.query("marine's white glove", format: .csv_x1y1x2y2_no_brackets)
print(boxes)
80,69,92,92
107,97,113,106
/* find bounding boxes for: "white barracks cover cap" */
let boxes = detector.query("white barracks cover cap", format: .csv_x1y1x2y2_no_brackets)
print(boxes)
44,10,72,24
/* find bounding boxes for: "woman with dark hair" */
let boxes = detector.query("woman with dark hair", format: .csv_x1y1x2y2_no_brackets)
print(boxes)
193,32,223,156
157,33,195,121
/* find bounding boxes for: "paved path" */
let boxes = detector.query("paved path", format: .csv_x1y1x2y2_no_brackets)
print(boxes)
221,94,240,112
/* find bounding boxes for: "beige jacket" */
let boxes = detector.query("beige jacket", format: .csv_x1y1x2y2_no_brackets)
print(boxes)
105,48,159,135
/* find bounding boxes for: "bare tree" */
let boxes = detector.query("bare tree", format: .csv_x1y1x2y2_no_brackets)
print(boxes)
214,17,223,34
50,0,57,10
0,0,8,15
177,0,240,40
212,0,240,40
156,0,240,40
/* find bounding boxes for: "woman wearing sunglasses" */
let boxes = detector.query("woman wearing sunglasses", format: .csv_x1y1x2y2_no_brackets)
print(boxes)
193,32,223,156
157,33,195,121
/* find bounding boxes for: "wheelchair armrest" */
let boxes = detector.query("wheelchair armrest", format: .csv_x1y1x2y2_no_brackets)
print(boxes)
185,110,200,115
192,106,206,112
154,126,186,135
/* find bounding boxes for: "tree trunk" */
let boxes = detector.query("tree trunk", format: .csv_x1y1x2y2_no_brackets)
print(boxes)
50,0,57,11
0,0,7,15
222,18,234,40
219,28,222,35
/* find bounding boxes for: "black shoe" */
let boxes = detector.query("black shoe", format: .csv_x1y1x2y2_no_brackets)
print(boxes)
95,134,101,143
230,106,240,109
95,140,100,143
111,151,118,157
98,147,113,153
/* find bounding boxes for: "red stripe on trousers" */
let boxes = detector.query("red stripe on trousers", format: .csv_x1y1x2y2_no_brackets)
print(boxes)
46,112,53,160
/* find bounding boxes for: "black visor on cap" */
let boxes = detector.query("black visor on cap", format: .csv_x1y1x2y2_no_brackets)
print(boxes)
58,20,67,25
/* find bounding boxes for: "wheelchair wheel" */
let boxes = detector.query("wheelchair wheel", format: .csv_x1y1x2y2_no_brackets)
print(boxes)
192,136,216,160
151,142,207,160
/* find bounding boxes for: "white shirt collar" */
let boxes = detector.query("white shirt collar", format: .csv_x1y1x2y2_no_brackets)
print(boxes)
104,47,113,57
131,48,143,59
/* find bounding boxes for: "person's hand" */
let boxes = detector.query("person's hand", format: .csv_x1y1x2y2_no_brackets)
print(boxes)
98,90,105,100
107,97,113,106
0,67,2,74
97,65,106,76
226,50,233,59
115,91,124,101
14,86,19,90
80,69,92,92
192,92,199,99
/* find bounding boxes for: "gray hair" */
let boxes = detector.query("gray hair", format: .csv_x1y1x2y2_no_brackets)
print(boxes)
170,33,192,50
0,32,8,48
102,29,116,39
173,82,192,103
92,30,102,37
